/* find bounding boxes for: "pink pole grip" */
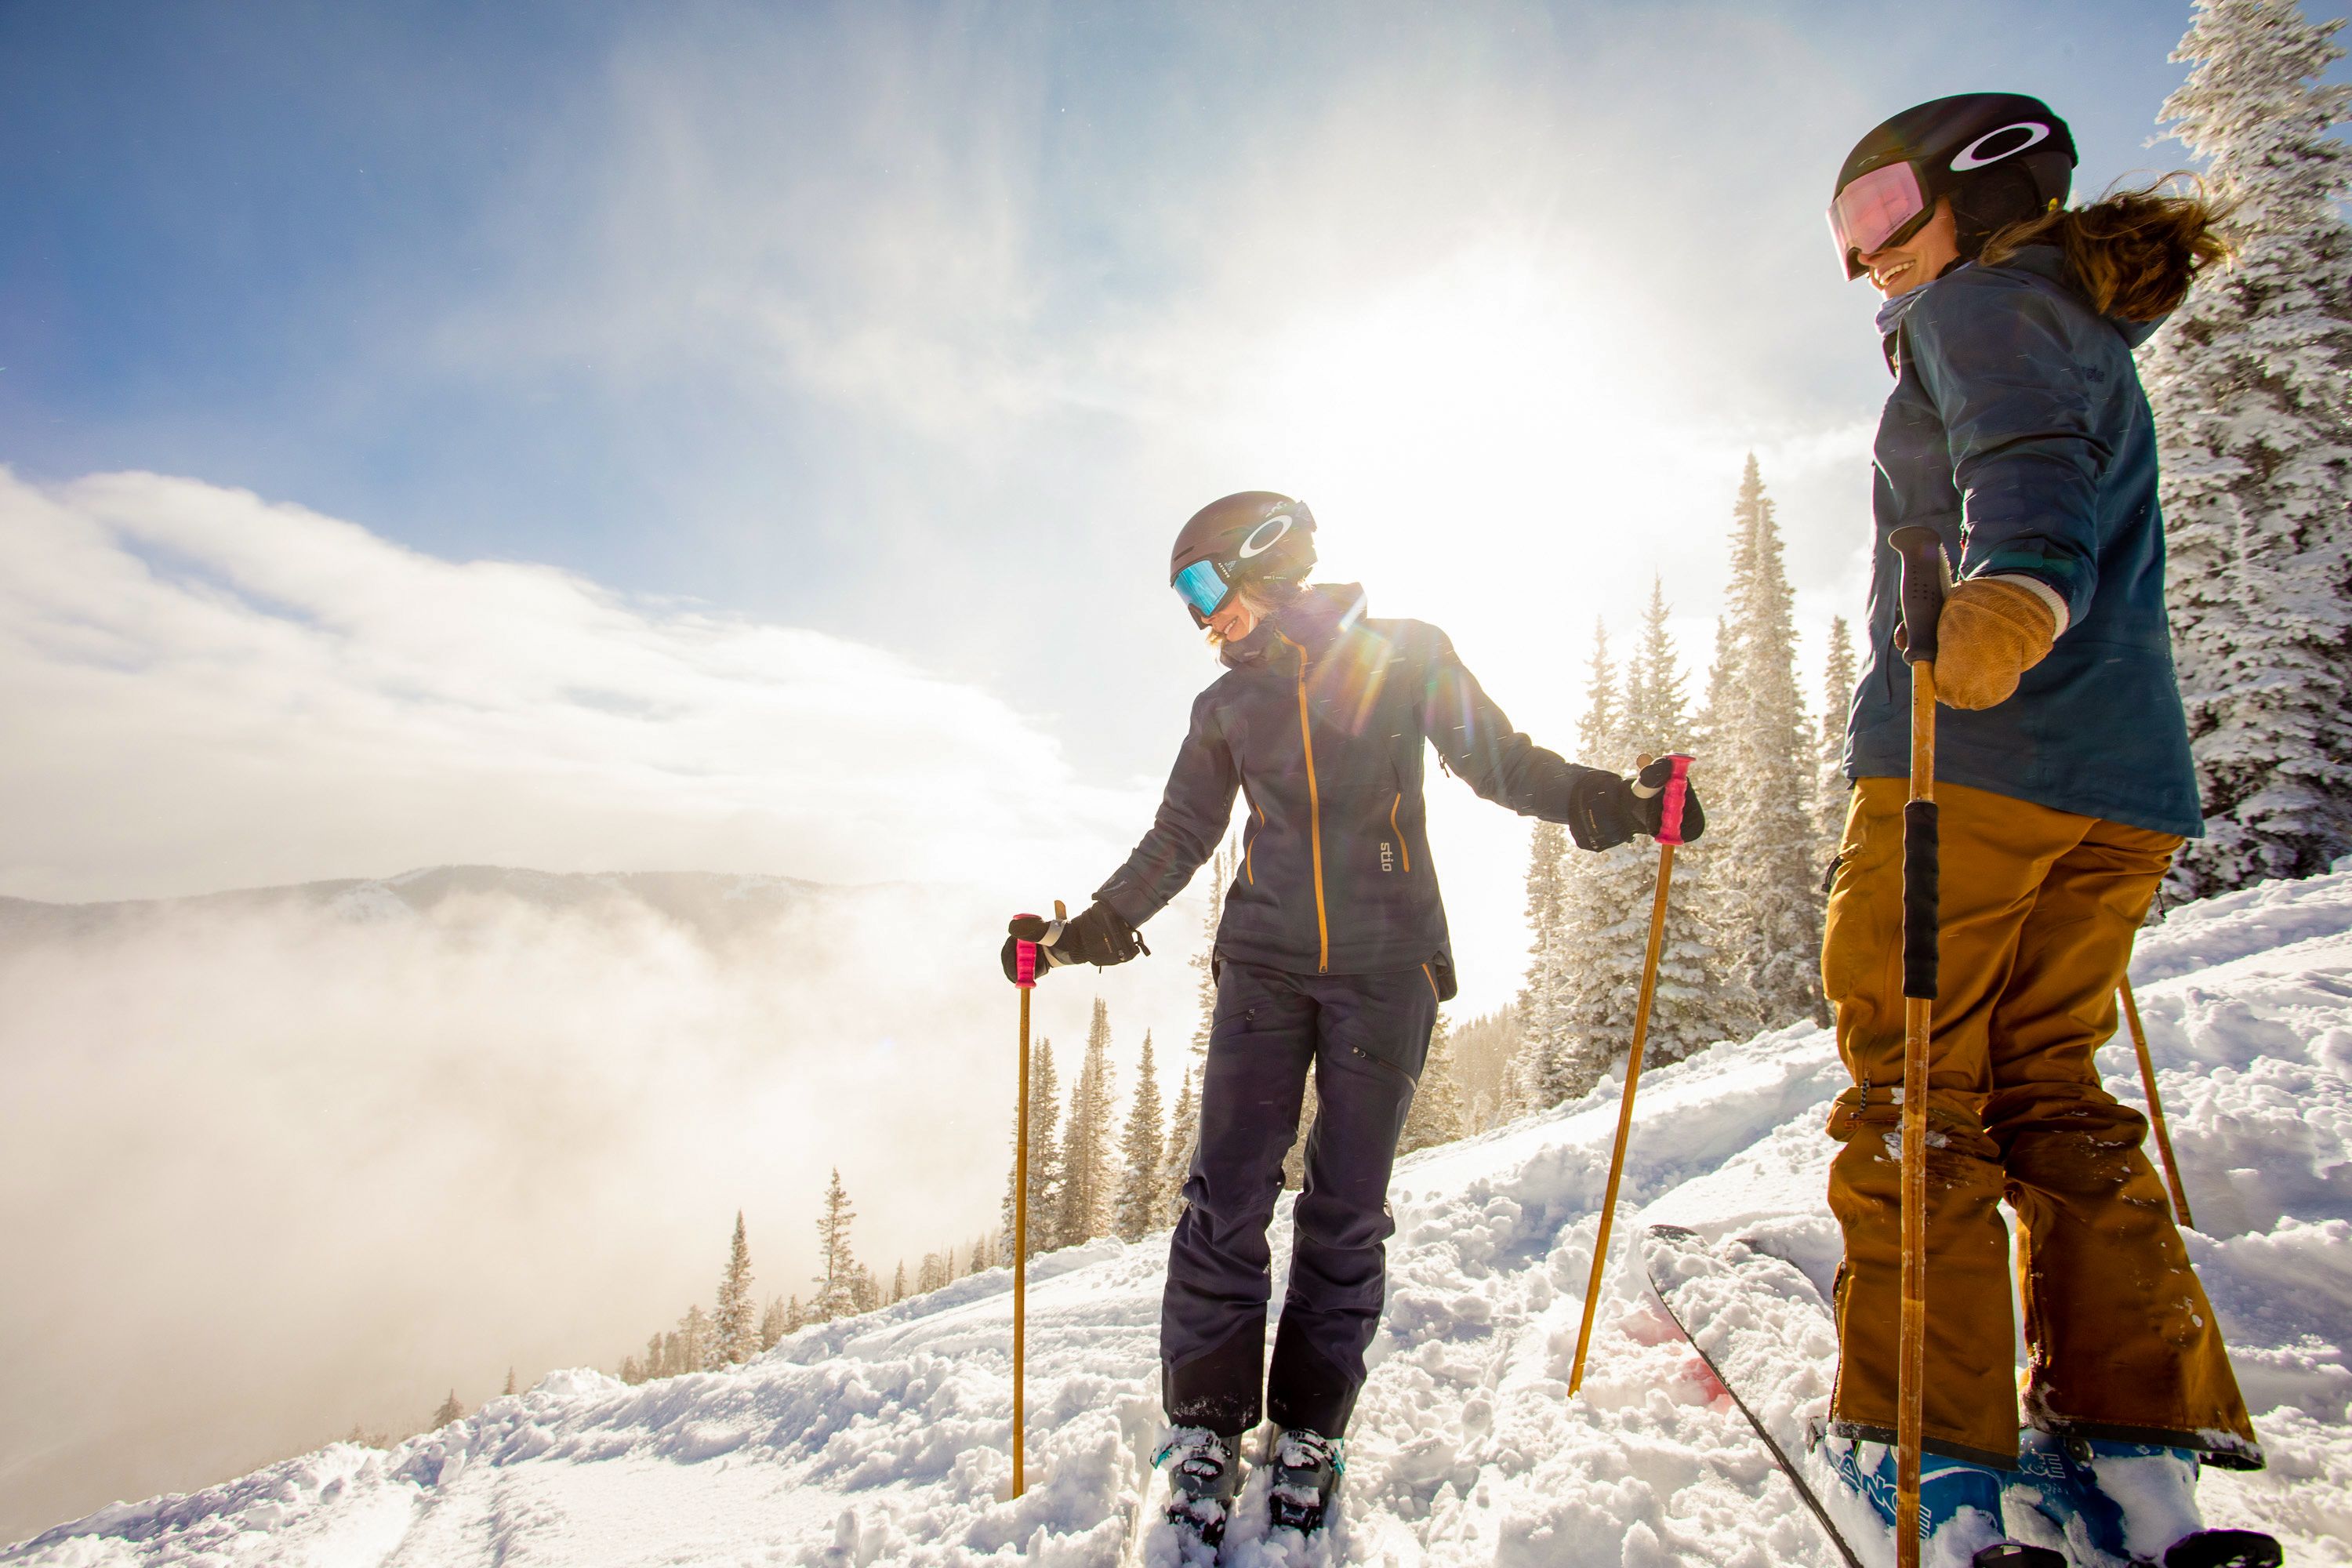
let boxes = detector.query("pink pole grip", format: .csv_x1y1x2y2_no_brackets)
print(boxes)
1657,755,1693,846
1013,913,1039,989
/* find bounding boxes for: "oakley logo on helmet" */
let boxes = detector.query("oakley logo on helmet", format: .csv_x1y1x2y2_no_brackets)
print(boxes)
1236,514,1294,559
1951,122,2051,172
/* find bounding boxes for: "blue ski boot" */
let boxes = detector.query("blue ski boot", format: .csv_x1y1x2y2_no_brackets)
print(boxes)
1819,1432,2013,1564
2008,1431,2281,1567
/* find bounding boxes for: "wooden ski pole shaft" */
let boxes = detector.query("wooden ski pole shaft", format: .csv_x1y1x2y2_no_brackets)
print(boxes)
1567,753,1693,1397
1888,526,1948,1568
2120,978,2194,1230
1008,898,1063,1500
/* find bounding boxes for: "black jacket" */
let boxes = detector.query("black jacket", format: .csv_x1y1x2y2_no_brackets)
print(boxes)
1094,585,1625,991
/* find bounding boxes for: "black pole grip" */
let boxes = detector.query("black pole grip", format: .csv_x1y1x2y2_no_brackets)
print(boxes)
1903,800,1940,1000
1888,524,1949,666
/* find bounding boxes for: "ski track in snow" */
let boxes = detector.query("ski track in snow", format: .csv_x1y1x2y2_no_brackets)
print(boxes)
11,868,2352,1567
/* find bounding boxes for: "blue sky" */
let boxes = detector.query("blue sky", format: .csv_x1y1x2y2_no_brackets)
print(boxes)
2,0,2339,980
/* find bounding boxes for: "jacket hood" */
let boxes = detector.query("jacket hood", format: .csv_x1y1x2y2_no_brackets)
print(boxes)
1220,583,1370,669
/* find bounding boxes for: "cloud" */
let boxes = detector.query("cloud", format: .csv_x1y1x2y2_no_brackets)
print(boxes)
0,466,1141,903
0,869,1199,1541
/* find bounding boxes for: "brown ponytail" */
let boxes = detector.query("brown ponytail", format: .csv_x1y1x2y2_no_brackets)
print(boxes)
1981,177,2234,321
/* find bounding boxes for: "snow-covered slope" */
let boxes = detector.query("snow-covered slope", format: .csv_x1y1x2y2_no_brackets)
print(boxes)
13,869,2350,1567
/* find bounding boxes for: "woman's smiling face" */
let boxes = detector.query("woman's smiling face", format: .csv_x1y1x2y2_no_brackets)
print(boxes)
1858,198,1961,298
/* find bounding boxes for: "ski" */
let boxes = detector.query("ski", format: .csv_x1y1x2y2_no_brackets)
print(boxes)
1643,1224,1867,1568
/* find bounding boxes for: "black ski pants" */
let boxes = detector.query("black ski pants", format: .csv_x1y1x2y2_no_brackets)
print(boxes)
1160,958,1436,1439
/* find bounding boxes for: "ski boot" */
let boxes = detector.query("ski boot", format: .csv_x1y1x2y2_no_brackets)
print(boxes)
1265,1426,1344,1537
1157,1426,1245,1550
1819,1432,2016,1564
2008,1431,2281,1567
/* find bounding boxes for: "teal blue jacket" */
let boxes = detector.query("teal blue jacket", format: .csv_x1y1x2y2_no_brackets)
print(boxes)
1844,245,2203,837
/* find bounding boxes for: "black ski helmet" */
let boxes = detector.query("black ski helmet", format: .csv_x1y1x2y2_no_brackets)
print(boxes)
1831,93,2075,278
1169,491,1317,622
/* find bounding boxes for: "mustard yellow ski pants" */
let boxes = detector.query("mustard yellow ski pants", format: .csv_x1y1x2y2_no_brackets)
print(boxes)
1821,778,2259,1468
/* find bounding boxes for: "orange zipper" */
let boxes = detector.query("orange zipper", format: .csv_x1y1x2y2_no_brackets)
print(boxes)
1391,793,1411,873
1278,633,1330,972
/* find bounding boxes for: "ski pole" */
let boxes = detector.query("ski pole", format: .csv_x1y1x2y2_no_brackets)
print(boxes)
1567,753,1693,1397
1887,524,1948,1568
1009,898,1063,1499
2120,978,2194,1230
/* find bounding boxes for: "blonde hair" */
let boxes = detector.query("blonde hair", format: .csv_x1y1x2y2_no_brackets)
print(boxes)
1203,580,1302,649
1981,176,2234,321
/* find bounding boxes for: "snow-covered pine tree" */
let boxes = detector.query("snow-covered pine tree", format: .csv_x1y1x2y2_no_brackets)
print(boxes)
1698,457,1819,1029
1541,622,1628,1102
1113,1029,1166,1241
712,1210,757,1365
811,1169,860,1323
1002,1039,1062,1259
851,1264,879,1315
1559,581,1751,1081
503,1367,517,1397
1157,1064,1198,1223
758,1295,789,1351
1398,1013,1466,1153
676,1303,712,1370
785,1294,806,1332
2148,0,2352,896
890,1261,907,1304
1056,1002,1117,1246
1816,615,1857,857
431,1390,466,1428
1515,818,1571,1104
1189,846,1230,1062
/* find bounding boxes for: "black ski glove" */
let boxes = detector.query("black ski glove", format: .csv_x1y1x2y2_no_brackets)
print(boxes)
1000,900,1150,982
1565,760,1707,851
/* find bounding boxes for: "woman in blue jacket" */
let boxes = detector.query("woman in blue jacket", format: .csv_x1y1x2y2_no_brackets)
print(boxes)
1821,93,2268,1566
1007,492,1697,1546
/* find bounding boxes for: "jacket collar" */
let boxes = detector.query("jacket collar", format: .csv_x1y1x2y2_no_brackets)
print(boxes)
1221,583,1370,669
1875,245,2165,368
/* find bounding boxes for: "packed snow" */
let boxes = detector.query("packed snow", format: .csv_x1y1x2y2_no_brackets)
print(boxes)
11,866,2350,1566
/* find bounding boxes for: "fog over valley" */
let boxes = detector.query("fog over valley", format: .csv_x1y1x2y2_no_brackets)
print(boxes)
0,865,1201,1538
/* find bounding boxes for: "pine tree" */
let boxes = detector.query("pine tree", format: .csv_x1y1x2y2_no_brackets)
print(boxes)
1190,847,1231,1062
1700,457,1818,1029
712,1210,758,1365
431,1390,466,1428
785,1294,806,1332
1157,1064,1199,1223
1540,621,1629,1102
1114,1030,1167,1241
812,1169,860,1323
2148,0,2352,896
891,1260,907,1304
1056,1001,1117,1246
503,1367,518,1398
1816,615,1858,857
1003,1040,1062,1259
759,1295,789,1351
1515,817,1572,1104
1553,583,1750,1091
677,1302,712,1370
1398,1013,1467,1153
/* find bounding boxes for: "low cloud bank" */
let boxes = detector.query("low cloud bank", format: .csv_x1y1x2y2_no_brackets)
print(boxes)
0,868,1199,1540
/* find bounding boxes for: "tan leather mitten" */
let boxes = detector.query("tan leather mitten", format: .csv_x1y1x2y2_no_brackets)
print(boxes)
1933,576,2060,710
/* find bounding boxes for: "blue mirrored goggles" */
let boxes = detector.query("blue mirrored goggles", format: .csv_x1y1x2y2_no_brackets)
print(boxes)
1173,557,1234,623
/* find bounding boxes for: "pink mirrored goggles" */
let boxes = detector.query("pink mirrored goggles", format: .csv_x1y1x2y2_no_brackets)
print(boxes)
1828,162,1929,278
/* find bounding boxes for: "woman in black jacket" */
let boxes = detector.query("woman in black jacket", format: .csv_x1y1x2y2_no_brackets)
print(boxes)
1007,491,1697,1547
